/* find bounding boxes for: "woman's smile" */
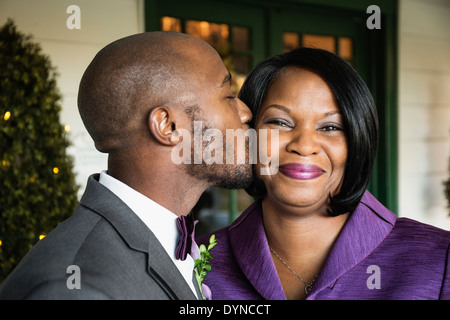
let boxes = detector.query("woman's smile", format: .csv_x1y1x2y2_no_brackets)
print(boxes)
278,163,325,180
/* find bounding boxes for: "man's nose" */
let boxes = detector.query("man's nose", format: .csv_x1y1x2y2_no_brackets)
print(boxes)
237,98,252,125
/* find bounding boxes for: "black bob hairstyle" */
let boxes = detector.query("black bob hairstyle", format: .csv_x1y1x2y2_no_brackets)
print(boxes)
239,47,379,216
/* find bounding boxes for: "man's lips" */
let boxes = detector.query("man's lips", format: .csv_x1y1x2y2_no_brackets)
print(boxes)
278,163,325,180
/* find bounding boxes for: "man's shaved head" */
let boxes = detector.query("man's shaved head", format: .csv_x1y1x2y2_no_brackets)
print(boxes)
78,31,252,201
78,31,215,153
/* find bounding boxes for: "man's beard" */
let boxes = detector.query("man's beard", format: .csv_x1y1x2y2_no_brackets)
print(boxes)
187,161,253,189
185,120,253,189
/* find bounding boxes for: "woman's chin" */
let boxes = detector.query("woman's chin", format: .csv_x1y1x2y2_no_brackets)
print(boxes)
264,187,327,215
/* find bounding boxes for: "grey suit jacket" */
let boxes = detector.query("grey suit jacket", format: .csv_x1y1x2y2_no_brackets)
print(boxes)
0,174,199,300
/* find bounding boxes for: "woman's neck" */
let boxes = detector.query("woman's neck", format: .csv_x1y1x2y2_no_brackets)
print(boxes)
261,197,349,299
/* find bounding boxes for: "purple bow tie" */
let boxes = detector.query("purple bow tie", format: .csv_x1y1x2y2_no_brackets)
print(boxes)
175,214,196,261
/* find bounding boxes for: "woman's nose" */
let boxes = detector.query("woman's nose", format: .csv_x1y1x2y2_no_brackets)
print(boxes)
286,128,321,156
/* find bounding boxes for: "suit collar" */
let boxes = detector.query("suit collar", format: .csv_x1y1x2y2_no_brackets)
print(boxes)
228,191,396,299
307,191,396,298
80,174,197,300
80,175,149,253
98,171,180,258
229,202,286,299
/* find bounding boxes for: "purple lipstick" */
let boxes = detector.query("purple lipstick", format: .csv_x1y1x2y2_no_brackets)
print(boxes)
278,163,324,180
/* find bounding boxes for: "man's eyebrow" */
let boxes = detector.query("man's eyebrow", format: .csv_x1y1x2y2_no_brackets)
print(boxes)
219,72,232,88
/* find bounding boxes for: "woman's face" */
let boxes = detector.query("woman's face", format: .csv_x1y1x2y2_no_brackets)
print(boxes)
255,67,348,215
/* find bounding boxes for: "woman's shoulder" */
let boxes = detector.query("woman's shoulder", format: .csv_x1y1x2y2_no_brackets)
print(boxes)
393,216,450,245
359,191,450,244
376,216,450,277
356,191,449,267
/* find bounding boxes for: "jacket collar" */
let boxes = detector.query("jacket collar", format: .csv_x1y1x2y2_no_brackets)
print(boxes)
307,191,396,298
228,191,396,299
229,201,286,299
79,174,197,300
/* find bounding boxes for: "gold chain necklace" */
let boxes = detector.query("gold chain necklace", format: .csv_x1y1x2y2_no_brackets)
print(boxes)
269,246,318,295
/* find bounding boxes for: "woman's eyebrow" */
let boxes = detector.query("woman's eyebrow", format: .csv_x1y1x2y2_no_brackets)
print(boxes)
262,105,341,117
263,104,291,114
324,110,341,117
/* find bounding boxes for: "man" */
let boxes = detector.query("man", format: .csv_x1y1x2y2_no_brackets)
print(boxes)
0,32,252,299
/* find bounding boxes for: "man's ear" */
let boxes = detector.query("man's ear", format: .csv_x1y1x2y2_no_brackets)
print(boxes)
148,107,179,146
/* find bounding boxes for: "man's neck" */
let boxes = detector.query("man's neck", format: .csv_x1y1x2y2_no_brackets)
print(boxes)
107,155,208,217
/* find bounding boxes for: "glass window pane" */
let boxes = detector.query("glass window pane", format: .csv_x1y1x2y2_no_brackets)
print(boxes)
237,189,253,213
338,37,353,60
283,32,300,52
231,55,250,75
185,20,229,50
230,55,250,93
232,26,250,51
161,16,182,32
302,34,336,53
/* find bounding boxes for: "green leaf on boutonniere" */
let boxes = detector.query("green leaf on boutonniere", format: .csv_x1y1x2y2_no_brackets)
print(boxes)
193,234,217,300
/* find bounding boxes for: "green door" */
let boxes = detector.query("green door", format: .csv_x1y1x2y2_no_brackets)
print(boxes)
146,0,265,73
268,6,368,76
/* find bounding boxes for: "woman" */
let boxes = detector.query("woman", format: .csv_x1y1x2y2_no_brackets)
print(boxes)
197,48,450,300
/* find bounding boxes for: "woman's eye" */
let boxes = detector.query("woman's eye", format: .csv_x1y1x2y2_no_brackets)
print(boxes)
319,125,343,132
267,119,291,128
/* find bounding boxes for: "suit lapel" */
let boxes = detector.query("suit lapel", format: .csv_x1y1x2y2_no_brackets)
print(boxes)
146,232,197,300
307,191,396,299
80,174,197,300
192,272,203,299
229,202,286,300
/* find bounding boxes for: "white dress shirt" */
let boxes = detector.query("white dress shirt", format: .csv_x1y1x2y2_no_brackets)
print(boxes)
98,171,198,297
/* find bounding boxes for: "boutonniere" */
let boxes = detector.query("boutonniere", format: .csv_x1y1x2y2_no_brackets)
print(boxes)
192,234,217,300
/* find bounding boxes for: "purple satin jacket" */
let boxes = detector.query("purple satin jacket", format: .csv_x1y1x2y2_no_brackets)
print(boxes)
197,191,450,300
